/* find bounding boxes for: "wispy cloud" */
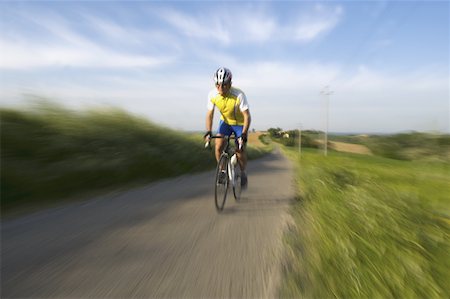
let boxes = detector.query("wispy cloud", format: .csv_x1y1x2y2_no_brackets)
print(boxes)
0,37,173,69
0,9,176,69
156,4,343,45
0,3,344,69
157,8,231,44
82,13,181,49
239,16,277,43
294,5,343,41
84,15,130,40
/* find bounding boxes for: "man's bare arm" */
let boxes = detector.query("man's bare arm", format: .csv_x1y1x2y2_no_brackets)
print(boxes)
206,109,214,134
242,109,251,135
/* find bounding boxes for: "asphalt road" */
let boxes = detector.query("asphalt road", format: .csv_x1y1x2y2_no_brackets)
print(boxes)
1,149,295,298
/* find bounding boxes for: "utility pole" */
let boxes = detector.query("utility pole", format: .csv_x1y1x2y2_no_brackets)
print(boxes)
298,125,302,159
320,86,333,156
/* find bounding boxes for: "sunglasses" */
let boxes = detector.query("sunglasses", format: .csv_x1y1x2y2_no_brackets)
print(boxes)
216,82,230,87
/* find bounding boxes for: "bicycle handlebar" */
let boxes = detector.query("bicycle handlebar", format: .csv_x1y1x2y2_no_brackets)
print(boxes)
209,135,236,139
205,135,243,151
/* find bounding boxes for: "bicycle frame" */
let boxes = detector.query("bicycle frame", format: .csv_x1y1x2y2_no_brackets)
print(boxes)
208,134,242,210
210,135,239,187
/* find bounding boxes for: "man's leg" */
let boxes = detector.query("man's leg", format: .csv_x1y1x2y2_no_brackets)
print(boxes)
233,125,248,188
216,121,232,162
236,150,247,172
237,149,248,188
215,136,224,162
232,124,246,171
214,136,226,183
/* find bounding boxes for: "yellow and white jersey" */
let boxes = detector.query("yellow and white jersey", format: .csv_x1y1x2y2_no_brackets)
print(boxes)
207,86,249,126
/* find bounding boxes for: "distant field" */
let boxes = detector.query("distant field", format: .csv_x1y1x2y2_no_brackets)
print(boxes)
280,147,449,298
330,141,373,155
329,132,450,161
316,139,373,155
247,131,265,147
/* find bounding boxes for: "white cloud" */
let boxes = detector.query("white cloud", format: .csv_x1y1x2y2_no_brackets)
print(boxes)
295,20,337,41
2,62,448,132
294,5,343,41
157,8,231,44
228,62,447,131
84,15,131,40
0,3,344,70
240,17,277,43
156,4,342,45
83,13,181,49
0,12,176,69
0,37,174,69
336,66,448,94
235,62,340,93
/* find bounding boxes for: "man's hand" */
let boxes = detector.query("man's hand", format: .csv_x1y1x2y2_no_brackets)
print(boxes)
204,131,212,149
241,132,248,144
204,131,212,139
237,133,247,152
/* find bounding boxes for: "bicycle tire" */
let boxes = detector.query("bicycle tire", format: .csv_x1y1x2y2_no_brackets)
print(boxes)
215,154,229,211
233,166,242,201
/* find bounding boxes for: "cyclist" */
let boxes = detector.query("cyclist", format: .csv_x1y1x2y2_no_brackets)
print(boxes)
204,67,251,188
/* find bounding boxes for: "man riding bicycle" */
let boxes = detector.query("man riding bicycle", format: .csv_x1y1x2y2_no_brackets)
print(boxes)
204,67,252,188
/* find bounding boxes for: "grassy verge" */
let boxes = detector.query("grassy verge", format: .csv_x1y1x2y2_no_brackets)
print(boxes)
247,142,273,159
1,103,271,214
280,148,449,298
258,133,271,145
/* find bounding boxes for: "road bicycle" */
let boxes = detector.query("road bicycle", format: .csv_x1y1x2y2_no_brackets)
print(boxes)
205,134,243,211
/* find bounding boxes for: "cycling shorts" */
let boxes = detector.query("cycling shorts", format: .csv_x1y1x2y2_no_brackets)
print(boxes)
217,120,243,137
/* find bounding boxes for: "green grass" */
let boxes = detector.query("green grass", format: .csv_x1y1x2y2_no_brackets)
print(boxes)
1,102,271,213
258,133,271,145
280,148,449,298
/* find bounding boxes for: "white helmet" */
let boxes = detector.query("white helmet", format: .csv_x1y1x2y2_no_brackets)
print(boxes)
214,67,232,85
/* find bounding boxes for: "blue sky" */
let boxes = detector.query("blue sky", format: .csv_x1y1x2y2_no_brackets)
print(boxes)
0,1,448,133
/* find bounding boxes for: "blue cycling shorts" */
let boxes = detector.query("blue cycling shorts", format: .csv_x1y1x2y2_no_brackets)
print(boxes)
217,120,243,137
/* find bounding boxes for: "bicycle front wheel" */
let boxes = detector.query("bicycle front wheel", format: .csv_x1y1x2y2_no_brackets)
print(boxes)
215,154,229,211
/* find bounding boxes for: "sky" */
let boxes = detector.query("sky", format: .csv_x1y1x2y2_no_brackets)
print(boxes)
0,0,449,133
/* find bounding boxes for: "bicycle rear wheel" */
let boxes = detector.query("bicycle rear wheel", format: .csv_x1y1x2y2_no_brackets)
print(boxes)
233,166,242,201
215,154,229,211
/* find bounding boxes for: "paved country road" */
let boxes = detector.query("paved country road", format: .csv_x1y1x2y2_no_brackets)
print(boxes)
1,149,295,298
